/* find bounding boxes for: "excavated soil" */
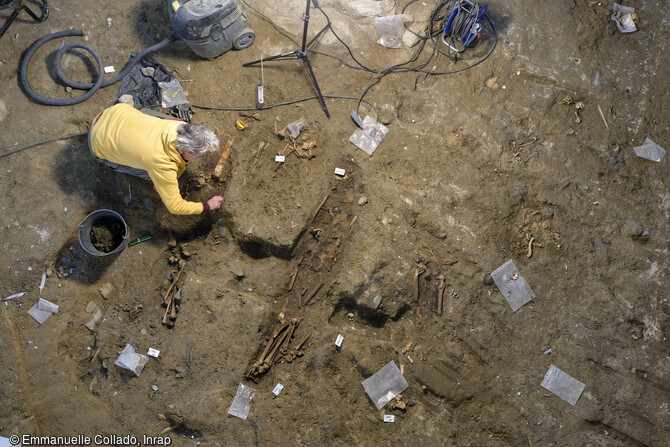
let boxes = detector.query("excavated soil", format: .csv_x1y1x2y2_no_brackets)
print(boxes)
1,0,669,446
90,218,125,253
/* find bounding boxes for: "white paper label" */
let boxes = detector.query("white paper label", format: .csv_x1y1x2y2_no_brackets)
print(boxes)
275,156,285,163
335,334,344,347
384,415,395,423
272,383,284,396
104,66,116,73
147,348,160,358
334,168,346,176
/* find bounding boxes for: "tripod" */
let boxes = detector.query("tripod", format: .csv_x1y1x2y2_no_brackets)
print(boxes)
243,0,330,118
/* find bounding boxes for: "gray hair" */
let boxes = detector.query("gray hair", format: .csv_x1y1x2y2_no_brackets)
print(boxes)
175,124,220,157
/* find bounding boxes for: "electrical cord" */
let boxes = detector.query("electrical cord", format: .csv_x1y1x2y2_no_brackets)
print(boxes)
307,49,370,71
309,4,378,73
0,133,87,159
193,94,378,116
401,0,431,41
414,13,496,74
304,0,497,117
430,0,483,59
240,0,300,48
200,0,496,120
7,1,496,158
1,94,379,159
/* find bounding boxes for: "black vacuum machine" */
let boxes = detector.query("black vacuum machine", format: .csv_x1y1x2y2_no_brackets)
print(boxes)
168,0,255,59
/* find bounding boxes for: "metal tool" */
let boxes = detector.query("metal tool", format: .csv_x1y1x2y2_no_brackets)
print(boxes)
256,56,265,109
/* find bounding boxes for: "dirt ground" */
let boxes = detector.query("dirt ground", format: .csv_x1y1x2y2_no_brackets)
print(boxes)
1,0,669,446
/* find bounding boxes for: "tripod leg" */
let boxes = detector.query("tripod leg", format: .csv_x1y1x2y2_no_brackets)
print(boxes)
302,56,330,118
242,0,330,118
243,50,301,67
306,23,329,49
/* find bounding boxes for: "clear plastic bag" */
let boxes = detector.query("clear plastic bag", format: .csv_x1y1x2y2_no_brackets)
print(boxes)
287,117,309,138
228,383,257,420
611,3,637,33
114,344,149,377
633,138,666,162
540,365,586,406
28,298,59,324
361,361,409,409
159,78,189,108
374,14,406,49
491,260,536,312
349,115,389,156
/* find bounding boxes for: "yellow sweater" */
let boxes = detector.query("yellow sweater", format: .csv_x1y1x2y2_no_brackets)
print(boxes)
90,104,204,215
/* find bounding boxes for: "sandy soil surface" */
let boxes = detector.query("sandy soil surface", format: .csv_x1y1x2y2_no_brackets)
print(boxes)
1,0,669,446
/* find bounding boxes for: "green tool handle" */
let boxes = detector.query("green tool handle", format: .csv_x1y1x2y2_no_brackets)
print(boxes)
128,235,151,246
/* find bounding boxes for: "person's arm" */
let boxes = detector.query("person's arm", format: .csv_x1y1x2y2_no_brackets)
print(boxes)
150,168,205,215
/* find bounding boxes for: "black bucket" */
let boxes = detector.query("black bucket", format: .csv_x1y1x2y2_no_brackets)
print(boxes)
78,209,130,256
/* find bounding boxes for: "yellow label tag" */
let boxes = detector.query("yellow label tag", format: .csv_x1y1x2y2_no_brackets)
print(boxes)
171,1,180,12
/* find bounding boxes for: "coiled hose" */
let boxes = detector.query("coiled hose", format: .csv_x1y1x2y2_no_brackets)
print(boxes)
20,29,178,106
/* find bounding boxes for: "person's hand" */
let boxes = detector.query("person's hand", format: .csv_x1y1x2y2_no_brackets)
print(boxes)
207,195,223,210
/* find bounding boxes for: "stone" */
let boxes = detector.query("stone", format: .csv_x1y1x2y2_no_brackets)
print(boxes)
141,67,155,77
85,308,104,332
372,295,382,309
117,94,134,106
483,273,494,286
628,220,643,237
98,282,115,300
85,300,99,313
486,77,499,90
0,99,7,123
180,245,192,259
358,196,368,206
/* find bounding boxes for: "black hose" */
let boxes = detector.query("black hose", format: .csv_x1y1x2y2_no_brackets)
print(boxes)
20,29,178,106
0,132,87,159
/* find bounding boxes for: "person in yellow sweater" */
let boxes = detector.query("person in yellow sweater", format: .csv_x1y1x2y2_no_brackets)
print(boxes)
89,103,222,215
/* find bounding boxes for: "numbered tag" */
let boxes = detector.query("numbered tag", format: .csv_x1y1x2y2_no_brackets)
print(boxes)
384,415,395,423
147,348,160,358
335,334,344,347
334,168,346,177
275,155,285,163
272,383,284,396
